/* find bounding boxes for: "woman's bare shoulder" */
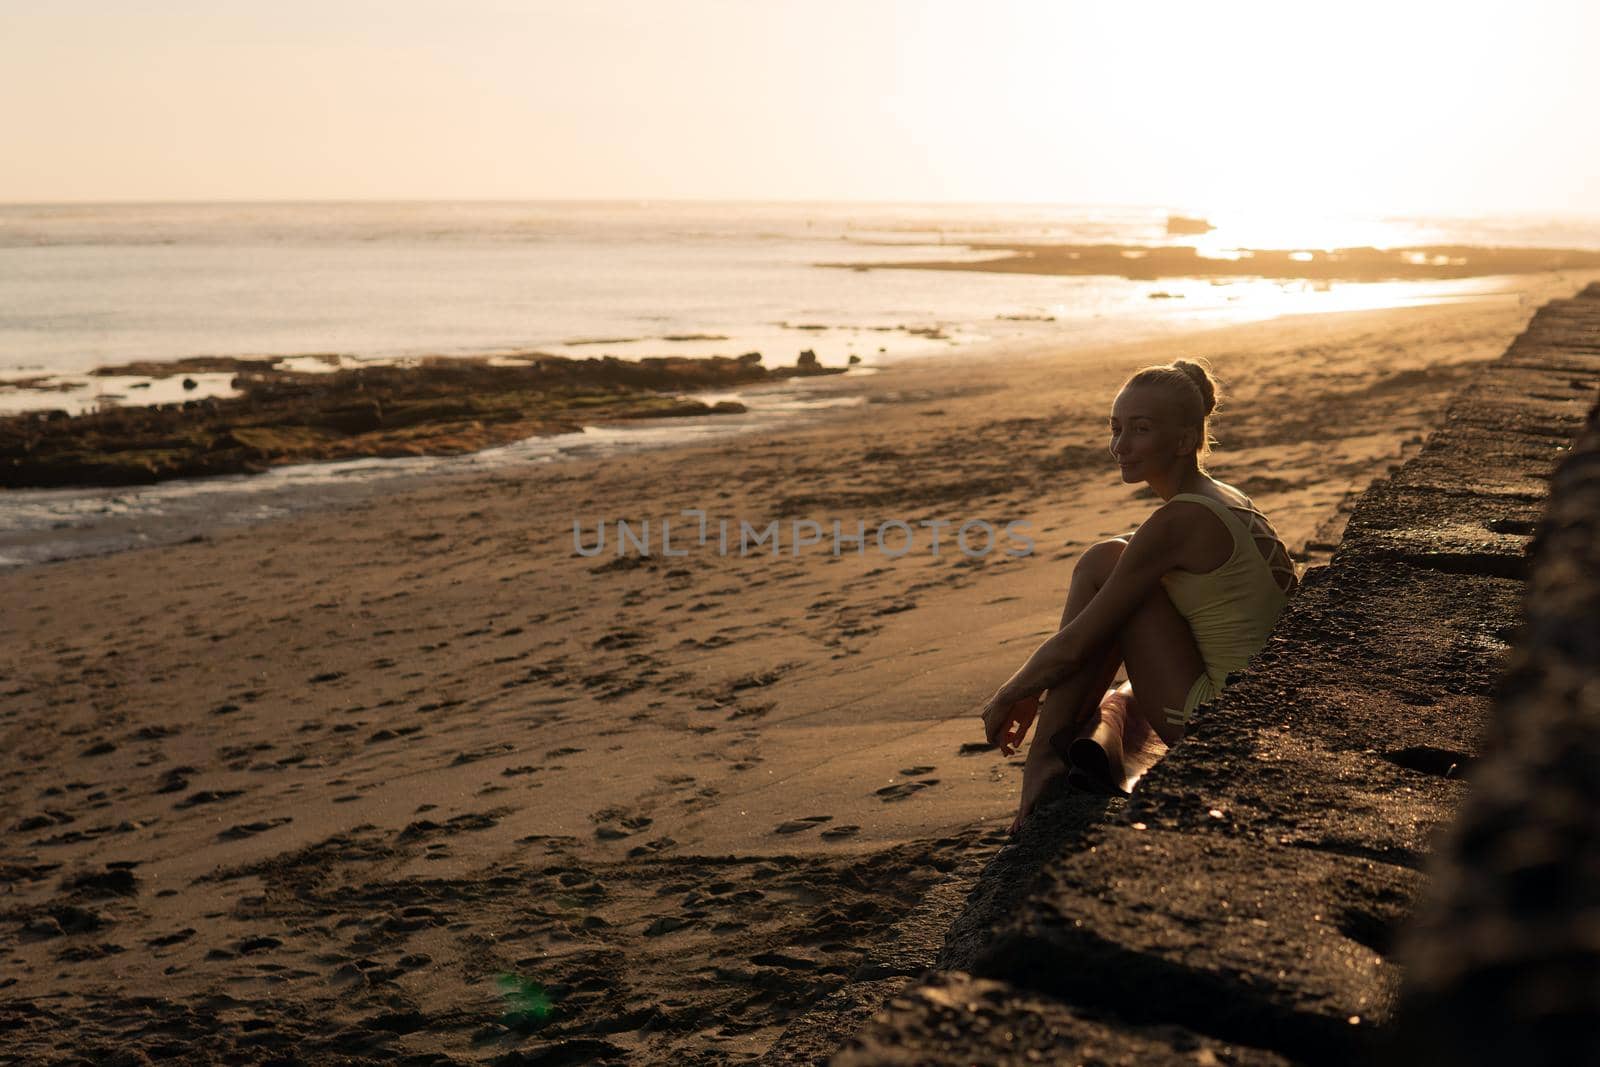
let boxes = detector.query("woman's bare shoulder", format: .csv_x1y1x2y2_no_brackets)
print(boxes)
1146,496,1233,543
1145,496,1237,572
1135,498,1204,538
1160,479,1252,515
1205,478,1253,507
1200,479,1285,525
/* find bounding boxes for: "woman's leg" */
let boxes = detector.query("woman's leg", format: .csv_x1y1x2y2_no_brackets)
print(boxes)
1114,582,1207,748
1012,540,1127,831
1039,544,1207,802
1014,646,1120,826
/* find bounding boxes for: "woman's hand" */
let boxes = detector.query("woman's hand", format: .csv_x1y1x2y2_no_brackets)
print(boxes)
979,626,1080,756
980,687,1043,756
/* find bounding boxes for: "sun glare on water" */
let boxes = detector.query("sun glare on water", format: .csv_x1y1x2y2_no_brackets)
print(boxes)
1189,212,1426,254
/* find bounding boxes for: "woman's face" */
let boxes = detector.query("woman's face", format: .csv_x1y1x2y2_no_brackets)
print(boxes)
1109,384,1188,483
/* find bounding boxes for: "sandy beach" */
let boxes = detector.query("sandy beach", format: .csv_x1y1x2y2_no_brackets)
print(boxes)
3,269,1597,1065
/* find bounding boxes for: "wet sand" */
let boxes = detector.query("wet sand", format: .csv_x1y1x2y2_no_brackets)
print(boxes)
2,269,1596,1064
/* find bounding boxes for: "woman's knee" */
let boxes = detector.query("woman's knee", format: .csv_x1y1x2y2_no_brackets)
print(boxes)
1074,538,1128,584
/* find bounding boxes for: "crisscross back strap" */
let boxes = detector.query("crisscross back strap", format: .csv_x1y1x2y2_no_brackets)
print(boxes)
1175,493,1299,596
1226,502,1299,595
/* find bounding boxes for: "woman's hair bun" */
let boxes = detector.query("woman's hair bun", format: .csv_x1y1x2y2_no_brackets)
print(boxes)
1172,358,1218,416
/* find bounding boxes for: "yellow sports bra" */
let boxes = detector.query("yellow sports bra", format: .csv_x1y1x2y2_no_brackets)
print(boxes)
1160,493,1295,688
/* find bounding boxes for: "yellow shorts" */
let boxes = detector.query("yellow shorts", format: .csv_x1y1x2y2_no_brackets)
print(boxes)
1164,672,1221,728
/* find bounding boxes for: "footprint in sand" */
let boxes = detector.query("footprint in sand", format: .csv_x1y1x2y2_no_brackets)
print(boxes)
174,789,245,810
627,836,676,858
217,818,292,841
594,813,654,840
897,765,936,776
643,915,693,937
875,779,938,802
771,815,833,834
820,824,861,840
147,928,195,948
64,866,138,898
155,767,196,795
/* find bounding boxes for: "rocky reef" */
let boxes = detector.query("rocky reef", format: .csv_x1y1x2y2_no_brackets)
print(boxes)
838,243,1600,282
813,283,1600,1064
0,351,842,489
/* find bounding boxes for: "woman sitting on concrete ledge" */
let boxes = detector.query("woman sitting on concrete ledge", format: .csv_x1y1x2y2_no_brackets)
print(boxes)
979,359,1298,834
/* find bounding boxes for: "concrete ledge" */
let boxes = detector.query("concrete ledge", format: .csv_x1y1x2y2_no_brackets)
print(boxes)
974,826,1415,1063
1392,334,1600,1061
833,972,1292,1067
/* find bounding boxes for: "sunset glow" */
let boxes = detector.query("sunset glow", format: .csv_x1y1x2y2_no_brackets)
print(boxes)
2,0,1596,217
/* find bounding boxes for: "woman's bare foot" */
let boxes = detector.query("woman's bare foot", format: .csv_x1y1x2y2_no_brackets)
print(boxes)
1009,745,1068,835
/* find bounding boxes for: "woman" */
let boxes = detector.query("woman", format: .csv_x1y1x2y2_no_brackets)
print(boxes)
978,359,1298,834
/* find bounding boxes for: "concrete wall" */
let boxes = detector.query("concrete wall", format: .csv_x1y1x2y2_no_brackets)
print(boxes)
1392,286,1600,1064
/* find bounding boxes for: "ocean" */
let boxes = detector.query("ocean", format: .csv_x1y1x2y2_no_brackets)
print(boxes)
2,200,1597,566
7,200,1598,393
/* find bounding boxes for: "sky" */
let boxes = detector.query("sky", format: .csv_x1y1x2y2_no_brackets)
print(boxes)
2,0,1597,215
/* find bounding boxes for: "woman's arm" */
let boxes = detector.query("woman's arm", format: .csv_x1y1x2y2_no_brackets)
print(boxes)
980,504,1194,748
1050,503,1193,667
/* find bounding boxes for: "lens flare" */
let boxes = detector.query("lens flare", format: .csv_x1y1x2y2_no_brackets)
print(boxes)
495,973,554,1029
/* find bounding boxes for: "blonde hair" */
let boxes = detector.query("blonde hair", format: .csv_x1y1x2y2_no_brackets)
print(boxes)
1122,358,1222,464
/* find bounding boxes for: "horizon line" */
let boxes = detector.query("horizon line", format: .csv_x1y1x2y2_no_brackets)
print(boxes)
2,196,1598,221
